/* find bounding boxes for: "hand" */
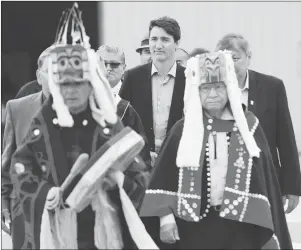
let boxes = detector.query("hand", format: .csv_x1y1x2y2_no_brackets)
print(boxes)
160,223,180,244
108,171,125,188
282,195,299,214
102,176,116,190
45,187,61,210
150,151,158,167
1,208,11,235
103,171,125,190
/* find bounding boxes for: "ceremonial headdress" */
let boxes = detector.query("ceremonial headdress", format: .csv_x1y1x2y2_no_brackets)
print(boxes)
176,51,260,168
46,2,117,127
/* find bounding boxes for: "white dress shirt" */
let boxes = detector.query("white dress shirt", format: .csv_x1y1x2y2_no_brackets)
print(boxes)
151,62,177,153
112,80,122,105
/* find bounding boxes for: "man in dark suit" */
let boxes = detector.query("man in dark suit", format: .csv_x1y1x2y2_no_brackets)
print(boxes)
120,16,185,249
1,46,50,248
216,33,301,214
120,16,186,167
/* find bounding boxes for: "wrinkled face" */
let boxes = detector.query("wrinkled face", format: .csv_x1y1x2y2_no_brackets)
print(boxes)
198,54,228,112
140,47,152,65
99,51,125,87
199,82,228,112
176,49,189,67
60,81,92,114
149,26,178,62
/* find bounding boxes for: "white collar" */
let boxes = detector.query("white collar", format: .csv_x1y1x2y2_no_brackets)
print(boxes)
112,80,122,95
241,70,249,91
151,61,177,77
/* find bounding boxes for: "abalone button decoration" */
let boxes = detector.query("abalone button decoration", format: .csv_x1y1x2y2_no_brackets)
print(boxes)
82,119,88,126
34,129,40,136
41,165,47,172
15,163,25,174
232,209,238,215
53,118,58,125
103,128,110,134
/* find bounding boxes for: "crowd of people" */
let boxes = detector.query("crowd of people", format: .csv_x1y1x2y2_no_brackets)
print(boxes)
1,3,301,250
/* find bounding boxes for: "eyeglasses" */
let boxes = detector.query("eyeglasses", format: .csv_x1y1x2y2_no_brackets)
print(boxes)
199,83,226,94
104,61,122,69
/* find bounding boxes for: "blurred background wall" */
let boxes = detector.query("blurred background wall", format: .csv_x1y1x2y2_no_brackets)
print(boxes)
1,1,99,102
1,1,300,149
99,1,301,151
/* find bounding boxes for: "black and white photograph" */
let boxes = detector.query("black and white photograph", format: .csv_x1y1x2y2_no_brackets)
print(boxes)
1,1,301,249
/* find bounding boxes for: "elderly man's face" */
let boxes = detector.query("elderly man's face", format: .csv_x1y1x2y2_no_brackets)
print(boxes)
199,82,228,113
140,48,152,65
60,81,92,114
99,51,126,87
176,49,189,67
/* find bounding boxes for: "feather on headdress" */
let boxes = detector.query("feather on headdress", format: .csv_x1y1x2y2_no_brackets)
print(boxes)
47,2,117,127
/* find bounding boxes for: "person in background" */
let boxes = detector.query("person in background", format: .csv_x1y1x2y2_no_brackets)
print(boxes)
120,16,186,249
136,33,152,65
175,48,189,68
189,47,210,57
1,46,52,248
216,33,301,214
96,45,151,169
120,16,186,166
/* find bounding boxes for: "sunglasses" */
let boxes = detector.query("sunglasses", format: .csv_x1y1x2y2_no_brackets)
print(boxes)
104,61,122,69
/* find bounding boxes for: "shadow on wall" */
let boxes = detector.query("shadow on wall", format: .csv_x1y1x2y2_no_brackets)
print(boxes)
1,2,99,101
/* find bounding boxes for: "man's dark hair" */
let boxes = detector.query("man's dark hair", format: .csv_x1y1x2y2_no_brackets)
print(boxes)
189,47,210,57
149,16,181,42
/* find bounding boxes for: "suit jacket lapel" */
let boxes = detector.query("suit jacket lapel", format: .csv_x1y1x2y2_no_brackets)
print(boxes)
30,91,43,112
144,63,154,131
167,65,185,131
248,70,259,115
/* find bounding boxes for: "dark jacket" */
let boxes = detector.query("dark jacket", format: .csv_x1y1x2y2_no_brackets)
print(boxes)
15,80,41,99
247,70,301,196
120,62,186,152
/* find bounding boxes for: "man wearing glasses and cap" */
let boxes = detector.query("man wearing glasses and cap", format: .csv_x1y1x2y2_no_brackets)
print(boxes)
136,33,152,65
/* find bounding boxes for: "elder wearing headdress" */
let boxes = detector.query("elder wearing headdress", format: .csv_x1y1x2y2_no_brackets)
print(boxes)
10,3,157,249
140,51,292,249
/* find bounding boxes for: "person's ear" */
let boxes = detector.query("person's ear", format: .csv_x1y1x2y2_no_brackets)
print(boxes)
175,39,180,49
36,69,42,85
247,50,252,67
247,50,252,60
